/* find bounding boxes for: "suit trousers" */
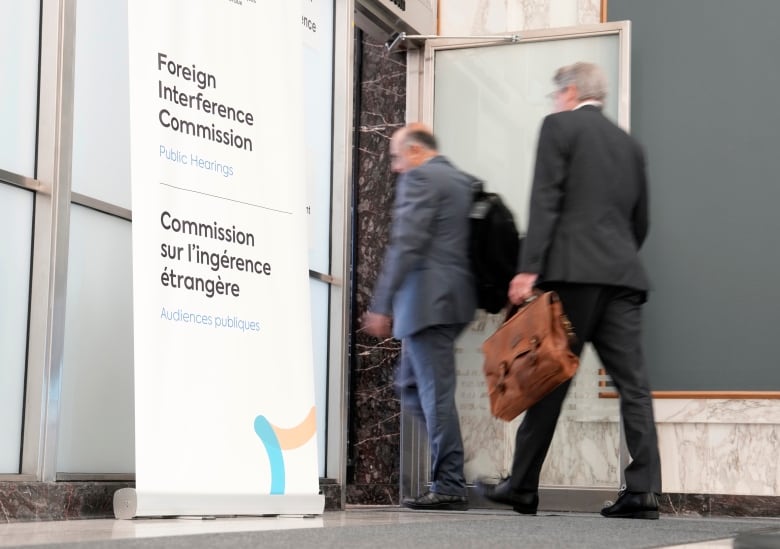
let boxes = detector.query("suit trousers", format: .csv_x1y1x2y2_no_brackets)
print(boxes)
396,323,469,497
510,283,662,494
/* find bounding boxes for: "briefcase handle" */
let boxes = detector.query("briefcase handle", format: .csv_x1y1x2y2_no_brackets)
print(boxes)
503,290,575,342
504,289,545,322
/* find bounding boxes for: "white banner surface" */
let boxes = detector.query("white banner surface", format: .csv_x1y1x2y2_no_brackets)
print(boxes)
126,0,322,516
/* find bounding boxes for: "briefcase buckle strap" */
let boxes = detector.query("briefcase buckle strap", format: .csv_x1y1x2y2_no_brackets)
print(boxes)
496,361,509,392
560,314,575,340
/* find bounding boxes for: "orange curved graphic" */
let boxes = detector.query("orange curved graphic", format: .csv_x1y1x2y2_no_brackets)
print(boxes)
273,406,317,450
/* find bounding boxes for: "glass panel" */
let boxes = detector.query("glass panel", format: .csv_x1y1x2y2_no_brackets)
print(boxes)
434,35,620,232
0,183,33,473
72,0,131,208
433,34,623,489
302,0,334,274
310,278,329,476
302,0,334,478
302,0,334,273
0,2,39,177
58,205,134,473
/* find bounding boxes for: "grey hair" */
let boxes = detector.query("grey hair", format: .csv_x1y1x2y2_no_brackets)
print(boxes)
402,129,438,151
553,62,608,102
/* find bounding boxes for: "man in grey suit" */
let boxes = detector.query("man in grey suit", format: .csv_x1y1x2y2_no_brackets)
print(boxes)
364,123,476,511
479,62,662,519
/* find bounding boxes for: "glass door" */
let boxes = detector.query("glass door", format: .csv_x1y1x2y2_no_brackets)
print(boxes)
402,22,631,511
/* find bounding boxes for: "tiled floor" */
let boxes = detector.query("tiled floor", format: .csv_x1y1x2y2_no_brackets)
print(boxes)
0,508,736,548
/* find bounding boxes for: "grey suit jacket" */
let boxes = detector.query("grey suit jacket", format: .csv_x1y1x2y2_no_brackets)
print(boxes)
520,105,650,291
371,155,477,339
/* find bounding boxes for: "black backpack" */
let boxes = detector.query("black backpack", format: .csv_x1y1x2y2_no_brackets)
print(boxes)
468,179,522,314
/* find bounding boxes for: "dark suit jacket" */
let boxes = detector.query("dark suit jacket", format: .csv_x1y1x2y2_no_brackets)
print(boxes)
520,105,650,292
371,155,477,339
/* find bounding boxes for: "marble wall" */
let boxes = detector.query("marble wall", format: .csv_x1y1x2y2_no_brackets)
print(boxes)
346,32,406,506
0,482,133,522
439,0,603,35
655,400,780,497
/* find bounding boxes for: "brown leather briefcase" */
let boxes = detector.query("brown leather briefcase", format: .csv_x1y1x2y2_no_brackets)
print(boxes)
482,291,579,421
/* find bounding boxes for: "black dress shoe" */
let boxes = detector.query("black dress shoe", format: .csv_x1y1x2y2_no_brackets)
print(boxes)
402,491,469,511
477,478,538,515
600,490,659,519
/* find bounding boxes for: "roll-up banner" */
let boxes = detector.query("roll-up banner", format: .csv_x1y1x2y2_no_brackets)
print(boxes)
119,0,323,517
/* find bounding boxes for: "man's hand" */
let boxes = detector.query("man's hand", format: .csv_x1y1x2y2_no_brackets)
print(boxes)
508,273,539,305
362,312,392,338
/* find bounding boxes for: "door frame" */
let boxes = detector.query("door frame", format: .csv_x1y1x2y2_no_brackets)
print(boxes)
410,21,632,129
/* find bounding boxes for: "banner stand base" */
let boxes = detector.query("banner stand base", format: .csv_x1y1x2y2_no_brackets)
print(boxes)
113,488,325,520
113,488,138,519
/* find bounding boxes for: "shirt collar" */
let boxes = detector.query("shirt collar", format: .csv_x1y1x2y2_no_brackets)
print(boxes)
574,100,603,110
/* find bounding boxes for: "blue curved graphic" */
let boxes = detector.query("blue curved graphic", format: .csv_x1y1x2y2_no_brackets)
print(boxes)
253,415,285,494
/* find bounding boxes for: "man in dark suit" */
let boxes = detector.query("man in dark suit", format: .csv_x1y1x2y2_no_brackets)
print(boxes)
479,62,662,519
364,123,477,511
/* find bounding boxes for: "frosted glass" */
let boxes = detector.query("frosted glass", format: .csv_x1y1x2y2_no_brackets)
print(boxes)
302,0,335,274
310,278,329,477
58,205,134,472
72,0,131,208
302,0,334,477
0,1,39,176
434,35,620,232
0,183,33,473
435,34,623,487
